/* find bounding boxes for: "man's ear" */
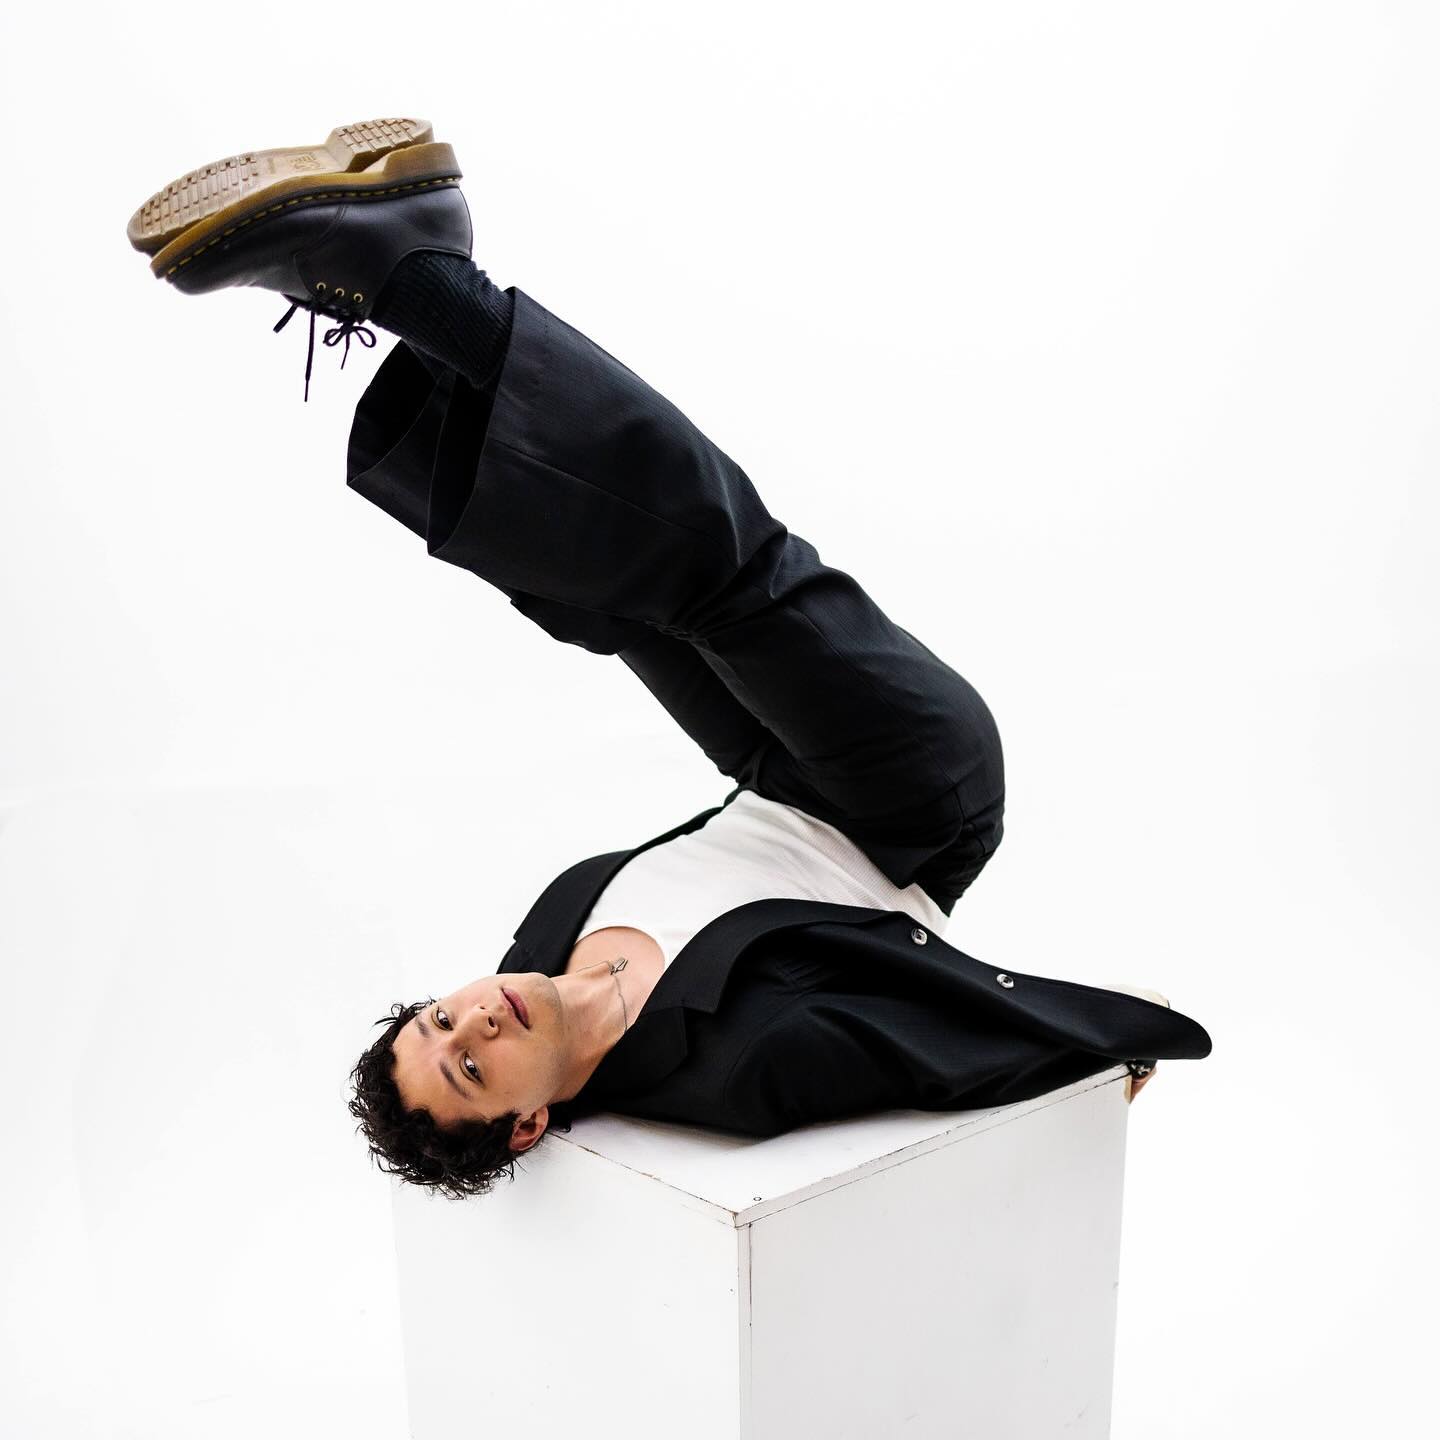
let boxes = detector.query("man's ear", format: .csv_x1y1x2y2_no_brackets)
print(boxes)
509,1105,549,1155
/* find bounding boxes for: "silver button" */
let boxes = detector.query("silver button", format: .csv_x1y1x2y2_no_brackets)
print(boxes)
911,926,928,945
996,973,1015,988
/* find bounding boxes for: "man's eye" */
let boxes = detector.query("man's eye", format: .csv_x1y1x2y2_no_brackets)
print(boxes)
434,1007,451,1029
463,1055,480,1081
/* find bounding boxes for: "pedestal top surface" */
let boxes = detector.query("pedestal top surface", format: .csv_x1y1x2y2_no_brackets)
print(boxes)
558,1067,1128,1220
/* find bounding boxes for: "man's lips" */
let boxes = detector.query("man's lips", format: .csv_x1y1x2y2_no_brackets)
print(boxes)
501,987,530,1029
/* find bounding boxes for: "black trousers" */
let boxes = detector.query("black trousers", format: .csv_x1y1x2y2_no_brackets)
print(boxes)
346,287,1005,912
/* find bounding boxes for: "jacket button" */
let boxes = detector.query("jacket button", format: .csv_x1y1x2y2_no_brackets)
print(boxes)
911,926,928,945
996,973,1015,988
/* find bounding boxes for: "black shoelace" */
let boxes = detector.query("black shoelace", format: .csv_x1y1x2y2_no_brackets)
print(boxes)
272,298,377,402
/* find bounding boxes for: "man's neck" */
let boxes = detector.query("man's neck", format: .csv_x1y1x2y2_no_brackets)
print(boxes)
550,927,666,1099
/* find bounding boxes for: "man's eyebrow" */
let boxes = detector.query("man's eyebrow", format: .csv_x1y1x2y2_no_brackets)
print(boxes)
414,1013,471,1098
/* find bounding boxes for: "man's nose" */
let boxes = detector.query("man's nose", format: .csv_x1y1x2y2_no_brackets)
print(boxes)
457,1004,499,1042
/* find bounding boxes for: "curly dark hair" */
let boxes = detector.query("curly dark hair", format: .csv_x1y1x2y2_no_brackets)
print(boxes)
347,999,575,1200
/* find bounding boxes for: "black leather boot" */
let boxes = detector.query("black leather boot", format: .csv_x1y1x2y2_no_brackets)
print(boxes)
126,118,473,399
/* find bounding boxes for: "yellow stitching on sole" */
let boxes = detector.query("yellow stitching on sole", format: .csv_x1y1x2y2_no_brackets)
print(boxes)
162,176,459,275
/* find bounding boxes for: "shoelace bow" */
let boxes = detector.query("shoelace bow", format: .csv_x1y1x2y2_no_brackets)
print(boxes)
272,298,377,402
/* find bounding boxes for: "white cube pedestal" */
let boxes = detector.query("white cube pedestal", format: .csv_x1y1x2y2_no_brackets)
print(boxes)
392,1065,1133,1439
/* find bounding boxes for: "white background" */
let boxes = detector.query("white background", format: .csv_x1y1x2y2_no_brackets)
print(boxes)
2,2,1436,1436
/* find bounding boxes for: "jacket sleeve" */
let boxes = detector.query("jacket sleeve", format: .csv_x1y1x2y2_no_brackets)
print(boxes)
720,997,915,1135
721,991,1127,1136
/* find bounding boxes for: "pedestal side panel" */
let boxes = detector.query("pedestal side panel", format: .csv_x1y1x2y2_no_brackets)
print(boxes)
747,1078,1129,1439
394,1138,742,1437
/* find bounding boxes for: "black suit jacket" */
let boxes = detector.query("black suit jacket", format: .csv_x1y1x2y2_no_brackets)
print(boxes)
497,785,1212,1138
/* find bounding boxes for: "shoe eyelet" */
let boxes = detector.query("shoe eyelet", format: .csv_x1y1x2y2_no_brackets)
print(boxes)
314,282,327,292
353,292,364,303
336,288,347,299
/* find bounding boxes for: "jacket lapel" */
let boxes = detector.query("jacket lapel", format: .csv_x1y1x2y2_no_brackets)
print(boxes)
496,790,904,1095
504,794,732,978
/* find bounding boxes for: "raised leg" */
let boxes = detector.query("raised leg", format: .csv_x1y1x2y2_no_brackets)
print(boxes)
347,288,1004,900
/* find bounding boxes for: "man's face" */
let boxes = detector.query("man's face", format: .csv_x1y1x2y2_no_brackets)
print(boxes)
390,974,565,1153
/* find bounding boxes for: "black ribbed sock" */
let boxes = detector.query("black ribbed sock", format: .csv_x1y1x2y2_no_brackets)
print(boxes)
370,251,515,390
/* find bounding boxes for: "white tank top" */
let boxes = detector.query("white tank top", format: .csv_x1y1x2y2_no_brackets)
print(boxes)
574,788,950,968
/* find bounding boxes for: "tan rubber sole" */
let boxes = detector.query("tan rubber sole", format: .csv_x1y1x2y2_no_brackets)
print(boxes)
127,119,463,279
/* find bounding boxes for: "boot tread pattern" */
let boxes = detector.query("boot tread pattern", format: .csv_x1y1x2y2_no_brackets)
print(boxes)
127,118,433,251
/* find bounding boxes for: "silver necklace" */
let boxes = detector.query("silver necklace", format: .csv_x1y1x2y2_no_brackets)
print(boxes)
586,956,629,1036
610,956,629,1035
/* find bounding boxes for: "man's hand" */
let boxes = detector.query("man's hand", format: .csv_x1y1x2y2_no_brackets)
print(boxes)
1124,1063,1157,1103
